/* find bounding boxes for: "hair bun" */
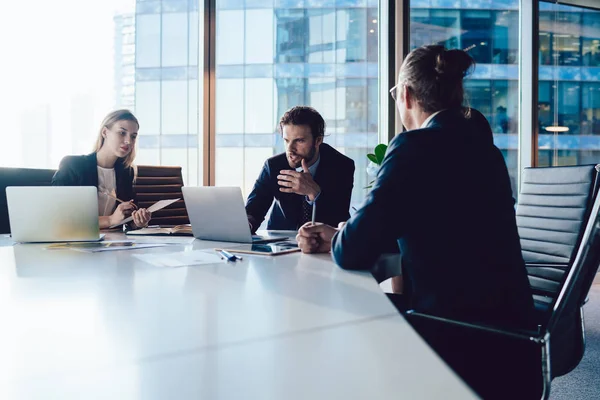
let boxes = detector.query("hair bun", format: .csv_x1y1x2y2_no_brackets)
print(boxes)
434,49,475,80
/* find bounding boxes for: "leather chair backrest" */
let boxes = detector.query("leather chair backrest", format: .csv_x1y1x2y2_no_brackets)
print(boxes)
0,167,56,234
517,164,600,298
517,164,599,264
133,165,189,226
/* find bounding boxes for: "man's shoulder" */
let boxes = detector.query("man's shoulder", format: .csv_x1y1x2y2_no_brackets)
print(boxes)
320,143,354,167
387,129,432,153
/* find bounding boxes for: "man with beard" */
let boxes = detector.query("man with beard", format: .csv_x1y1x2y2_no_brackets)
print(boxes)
245,106,355,233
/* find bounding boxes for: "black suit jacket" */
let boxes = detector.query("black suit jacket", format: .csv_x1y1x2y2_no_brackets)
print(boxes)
51,153,136,202
246,143,355,232
332,108,535,329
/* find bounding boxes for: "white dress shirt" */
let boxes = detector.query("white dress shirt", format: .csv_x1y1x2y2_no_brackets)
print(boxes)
97,166,117,216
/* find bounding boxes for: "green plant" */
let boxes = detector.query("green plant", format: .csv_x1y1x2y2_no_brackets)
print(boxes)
367,143,388,166
365,143,388,189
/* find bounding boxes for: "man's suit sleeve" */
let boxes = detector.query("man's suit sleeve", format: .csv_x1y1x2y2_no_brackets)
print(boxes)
245,160,274,233
51,156,79,186
317,157,354,225
332,136,410,270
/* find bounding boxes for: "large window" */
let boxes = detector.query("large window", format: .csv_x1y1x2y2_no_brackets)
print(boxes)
215,2,379,210
538,2,600,167
410,1,520,196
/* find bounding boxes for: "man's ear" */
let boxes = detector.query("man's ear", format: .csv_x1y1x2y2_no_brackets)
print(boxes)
402,84,414,110
315,135,324,148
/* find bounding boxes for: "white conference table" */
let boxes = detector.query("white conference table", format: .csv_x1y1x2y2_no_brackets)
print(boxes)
0,231,477,399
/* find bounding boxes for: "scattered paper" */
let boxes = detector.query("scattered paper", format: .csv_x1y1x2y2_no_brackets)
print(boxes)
45,241,168,253
133,249,224,268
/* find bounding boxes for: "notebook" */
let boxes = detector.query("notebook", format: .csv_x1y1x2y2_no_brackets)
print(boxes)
126,224,193,237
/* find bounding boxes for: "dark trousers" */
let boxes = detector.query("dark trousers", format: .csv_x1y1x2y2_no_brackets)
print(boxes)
386,293,408,313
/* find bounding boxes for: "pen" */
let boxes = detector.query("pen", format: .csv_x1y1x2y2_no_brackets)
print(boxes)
311,202,317,225
101,191,138,209
219,250,241,262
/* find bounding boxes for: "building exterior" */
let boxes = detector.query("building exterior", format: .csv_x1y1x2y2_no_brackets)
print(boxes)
133,0,202,186
114,13,136,110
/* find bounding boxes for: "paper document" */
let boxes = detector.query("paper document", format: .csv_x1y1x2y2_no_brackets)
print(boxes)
45,241,168,253
133,249,224,268
109,198,180,228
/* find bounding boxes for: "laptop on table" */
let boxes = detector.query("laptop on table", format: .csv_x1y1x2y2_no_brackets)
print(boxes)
6,186,104,243
182,186,288,244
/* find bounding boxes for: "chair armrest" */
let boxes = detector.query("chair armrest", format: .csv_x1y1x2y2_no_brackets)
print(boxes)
405,310,542,342
525,262,569,269
404,310,549,400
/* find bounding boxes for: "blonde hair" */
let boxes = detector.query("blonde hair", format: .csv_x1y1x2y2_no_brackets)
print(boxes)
93,109,139,168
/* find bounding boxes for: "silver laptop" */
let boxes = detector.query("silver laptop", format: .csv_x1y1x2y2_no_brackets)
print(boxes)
7,186,104,243
182,186,288,244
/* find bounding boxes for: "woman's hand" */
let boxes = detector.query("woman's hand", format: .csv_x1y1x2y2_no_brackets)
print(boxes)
131,208,151,228
109,201,137,227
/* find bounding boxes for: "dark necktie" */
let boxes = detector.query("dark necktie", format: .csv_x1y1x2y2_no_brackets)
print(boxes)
299,198,313,226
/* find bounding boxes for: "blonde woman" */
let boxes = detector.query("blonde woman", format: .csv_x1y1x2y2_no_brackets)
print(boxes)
52,109,151,229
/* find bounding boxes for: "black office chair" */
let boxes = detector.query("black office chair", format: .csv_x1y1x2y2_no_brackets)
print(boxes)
517,164,600,304
133,165,190,226
0,167,56,234
405,190,600,400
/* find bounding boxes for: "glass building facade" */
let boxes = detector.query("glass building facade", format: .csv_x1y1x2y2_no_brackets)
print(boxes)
134,0,203,186
538,2,600,167
114,13,136,110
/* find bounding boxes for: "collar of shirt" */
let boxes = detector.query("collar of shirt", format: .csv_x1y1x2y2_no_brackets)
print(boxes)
420,109,446,129
296,153,321,176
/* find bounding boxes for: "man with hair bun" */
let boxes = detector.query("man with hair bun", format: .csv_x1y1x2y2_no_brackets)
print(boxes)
296,45,534,331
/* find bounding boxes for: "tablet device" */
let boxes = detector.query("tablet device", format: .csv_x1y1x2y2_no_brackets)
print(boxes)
216,241,300,256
